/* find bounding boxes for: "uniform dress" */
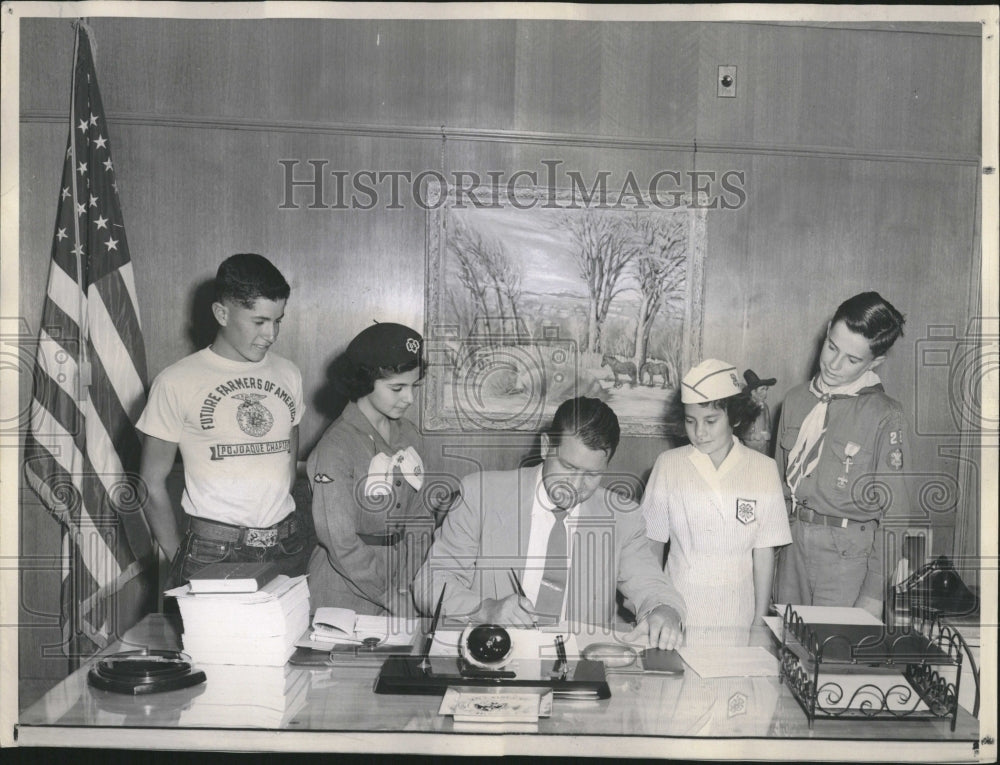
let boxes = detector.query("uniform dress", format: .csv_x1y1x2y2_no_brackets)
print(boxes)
137,347,308,583
307,401,435,615
774,379,912,614
641,438,791,631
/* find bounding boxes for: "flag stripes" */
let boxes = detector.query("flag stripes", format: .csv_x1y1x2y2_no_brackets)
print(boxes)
23,22,153,663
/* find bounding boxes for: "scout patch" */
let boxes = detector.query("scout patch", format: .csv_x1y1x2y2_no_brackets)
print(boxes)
314,473,333,483
736,498,756,525
888,448,903,470
836,475,848,489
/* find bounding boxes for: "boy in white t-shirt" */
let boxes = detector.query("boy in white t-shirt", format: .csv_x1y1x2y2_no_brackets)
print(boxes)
137,253,307,585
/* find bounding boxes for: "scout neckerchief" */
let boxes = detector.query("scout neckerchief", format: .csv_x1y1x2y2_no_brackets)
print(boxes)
785,370,881,505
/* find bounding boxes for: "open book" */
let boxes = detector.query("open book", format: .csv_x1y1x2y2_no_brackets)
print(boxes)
308,607,415,645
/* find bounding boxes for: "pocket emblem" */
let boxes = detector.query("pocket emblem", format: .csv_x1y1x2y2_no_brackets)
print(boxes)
736,498,756,525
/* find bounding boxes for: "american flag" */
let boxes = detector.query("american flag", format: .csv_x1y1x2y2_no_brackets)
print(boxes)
23,23,154,665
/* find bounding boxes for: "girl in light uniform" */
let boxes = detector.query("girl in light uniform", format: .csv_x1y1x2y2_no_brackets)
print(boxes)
640,359,791,637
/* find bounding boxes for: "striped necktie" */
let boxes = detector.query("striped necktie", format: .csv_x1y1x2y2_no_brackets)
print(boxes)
533,509,569,623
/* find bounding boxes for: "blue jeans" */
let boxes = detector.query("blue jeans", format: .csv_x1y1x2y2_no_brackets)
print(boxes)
167,513,310,588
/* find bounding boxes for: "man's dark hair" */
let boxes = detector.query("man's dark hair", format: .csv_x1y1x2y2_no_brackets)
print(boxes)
832,291,906,357
548,396,621,459
215,253,290,308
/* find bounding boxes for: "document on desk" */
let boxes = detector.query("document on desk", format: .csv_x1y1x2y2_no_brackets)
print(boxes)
678,646,779,678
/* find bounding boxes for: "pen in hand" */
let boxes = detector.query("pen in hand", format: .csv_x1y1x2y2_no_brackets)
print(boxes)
509,568,538,629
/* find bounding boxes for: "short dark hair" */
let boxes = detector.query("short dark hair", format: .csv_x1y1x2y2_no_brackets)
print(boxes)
215,253,290,308
832,292,905,357
696,393,761,442
335,355,424,402
548,397,621,459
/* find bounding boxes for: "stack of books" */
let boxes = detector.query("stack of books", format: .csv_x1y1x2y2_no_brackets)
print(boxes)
167,562,310,666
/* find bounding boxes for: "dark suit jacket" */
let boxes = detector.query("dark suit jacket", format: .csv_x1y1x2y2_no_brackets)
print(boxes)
412,466,686,626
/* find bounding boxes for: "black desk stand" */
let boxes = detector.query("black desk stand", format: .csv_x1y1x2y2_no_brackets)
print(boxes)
777,605,963,730
374,655,612,700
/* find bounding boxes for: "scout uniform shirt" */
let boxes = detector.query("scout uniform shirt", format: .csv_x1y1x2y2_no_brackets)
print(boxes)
642,437,791,630
306,401,435,615
776,381,911,524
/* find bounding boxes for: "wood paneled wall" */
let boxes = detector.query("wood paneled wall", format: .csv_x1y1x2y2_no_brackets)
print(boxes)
16,18,982,697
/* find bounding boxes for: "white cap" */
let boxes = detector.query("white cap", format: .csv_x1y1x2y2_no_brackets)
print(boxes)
681,359,743,403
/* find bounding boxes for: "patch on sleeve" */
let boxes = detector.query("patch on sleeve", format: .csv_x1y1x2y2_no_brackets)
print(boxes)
889,429,903,445
887,449,903,471
313,473,334,483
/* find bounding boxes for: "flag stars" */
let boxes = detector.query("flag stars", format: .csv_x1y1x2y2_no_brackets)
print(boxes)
56,228,68,241
105,238,119,252
78,118,89,133
102,158,113,172
77,161,87,175
89,113,99,127
75,201,86,216
89,194,99,208
71,242,85,258
93,135,107,150
61,187,71,200
94,216,108,230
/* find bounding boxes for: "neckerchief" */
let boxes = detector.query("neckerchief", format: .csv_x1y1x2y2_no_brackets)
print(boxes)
785,370,881,504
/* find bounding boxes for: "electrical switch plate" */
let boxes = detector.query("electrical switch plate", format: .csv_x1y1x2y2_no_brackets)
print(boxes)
718,65,737,97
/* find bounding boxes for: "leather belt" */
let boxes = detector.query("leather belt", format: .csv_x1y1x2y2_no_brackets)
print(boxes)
793,505,874,529
358,530,401,547
188,514,298,548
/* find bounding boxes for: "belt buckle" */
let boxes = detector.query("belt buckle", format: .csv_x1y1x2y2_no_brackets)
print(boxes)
245,527,278,548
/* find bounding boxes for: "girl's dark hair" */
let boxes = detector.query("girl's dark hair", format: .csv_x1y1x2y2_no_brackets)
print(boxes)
331,354,424,402
671,389,761,443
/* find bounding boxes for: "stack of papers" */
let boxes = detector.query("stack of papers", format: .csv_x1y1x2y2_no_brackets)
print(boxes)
679,646,779,678
179,663,310,728
167,575,310,666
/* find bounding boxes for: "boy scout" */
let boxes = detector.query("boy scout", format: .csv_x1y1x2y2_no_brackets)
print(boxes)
774,292,911,618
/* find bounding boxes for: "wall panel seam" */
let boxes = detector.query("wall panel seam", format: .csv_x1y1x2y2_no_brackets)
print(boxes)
20,110,981,167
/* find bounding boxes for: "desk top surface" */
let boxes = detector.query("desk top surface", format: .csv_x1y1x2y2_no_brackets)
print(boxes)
17,614,981,757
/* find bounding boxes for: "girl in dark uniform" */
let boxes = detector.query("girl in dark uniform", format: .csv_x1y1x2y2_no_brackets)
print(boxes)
307,323,438,615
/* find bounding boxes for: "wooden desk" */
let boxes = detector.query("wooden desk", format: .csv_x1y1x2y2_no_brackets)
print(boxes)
16,615,981,760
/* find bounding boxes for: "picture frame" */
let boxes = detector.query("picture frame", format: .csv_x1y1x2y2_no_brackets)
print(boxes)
422,183,707,436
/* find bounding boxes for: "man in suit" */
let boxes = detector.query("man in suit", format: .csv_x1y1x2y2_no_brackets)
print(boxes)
412,397,685,649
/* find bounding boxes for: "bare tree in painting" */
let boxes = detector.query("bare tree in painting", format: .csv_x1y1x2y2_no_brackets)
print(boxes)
629,211,688,379
558,211,639,354
447,215,525,347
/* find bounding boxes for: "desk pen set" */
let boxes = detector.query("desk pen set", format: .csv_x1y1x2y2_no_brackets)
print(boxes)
374,584,612,699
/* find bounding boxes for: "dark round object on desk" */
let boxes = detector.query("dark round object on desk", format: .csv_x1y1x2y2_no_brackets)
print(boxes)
87,649,206,695
464,624,513,666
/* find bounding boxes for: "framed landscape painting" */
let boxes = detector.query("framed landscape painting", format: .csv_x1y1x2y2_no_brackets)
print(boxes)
422,184,707,436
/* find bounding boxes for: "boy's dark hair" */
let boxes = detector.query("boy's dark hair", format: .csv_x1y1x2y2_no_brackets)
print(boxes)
548,397,621,459
832,291,905,357
336,356,424,402
215,253,290,308
699,393,762,442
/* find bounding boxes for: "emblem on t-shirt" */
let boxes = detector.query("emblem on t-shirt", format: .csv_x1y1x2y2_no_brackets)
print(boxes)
736,498,756,525
234,393,274,437
887,448,903,470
